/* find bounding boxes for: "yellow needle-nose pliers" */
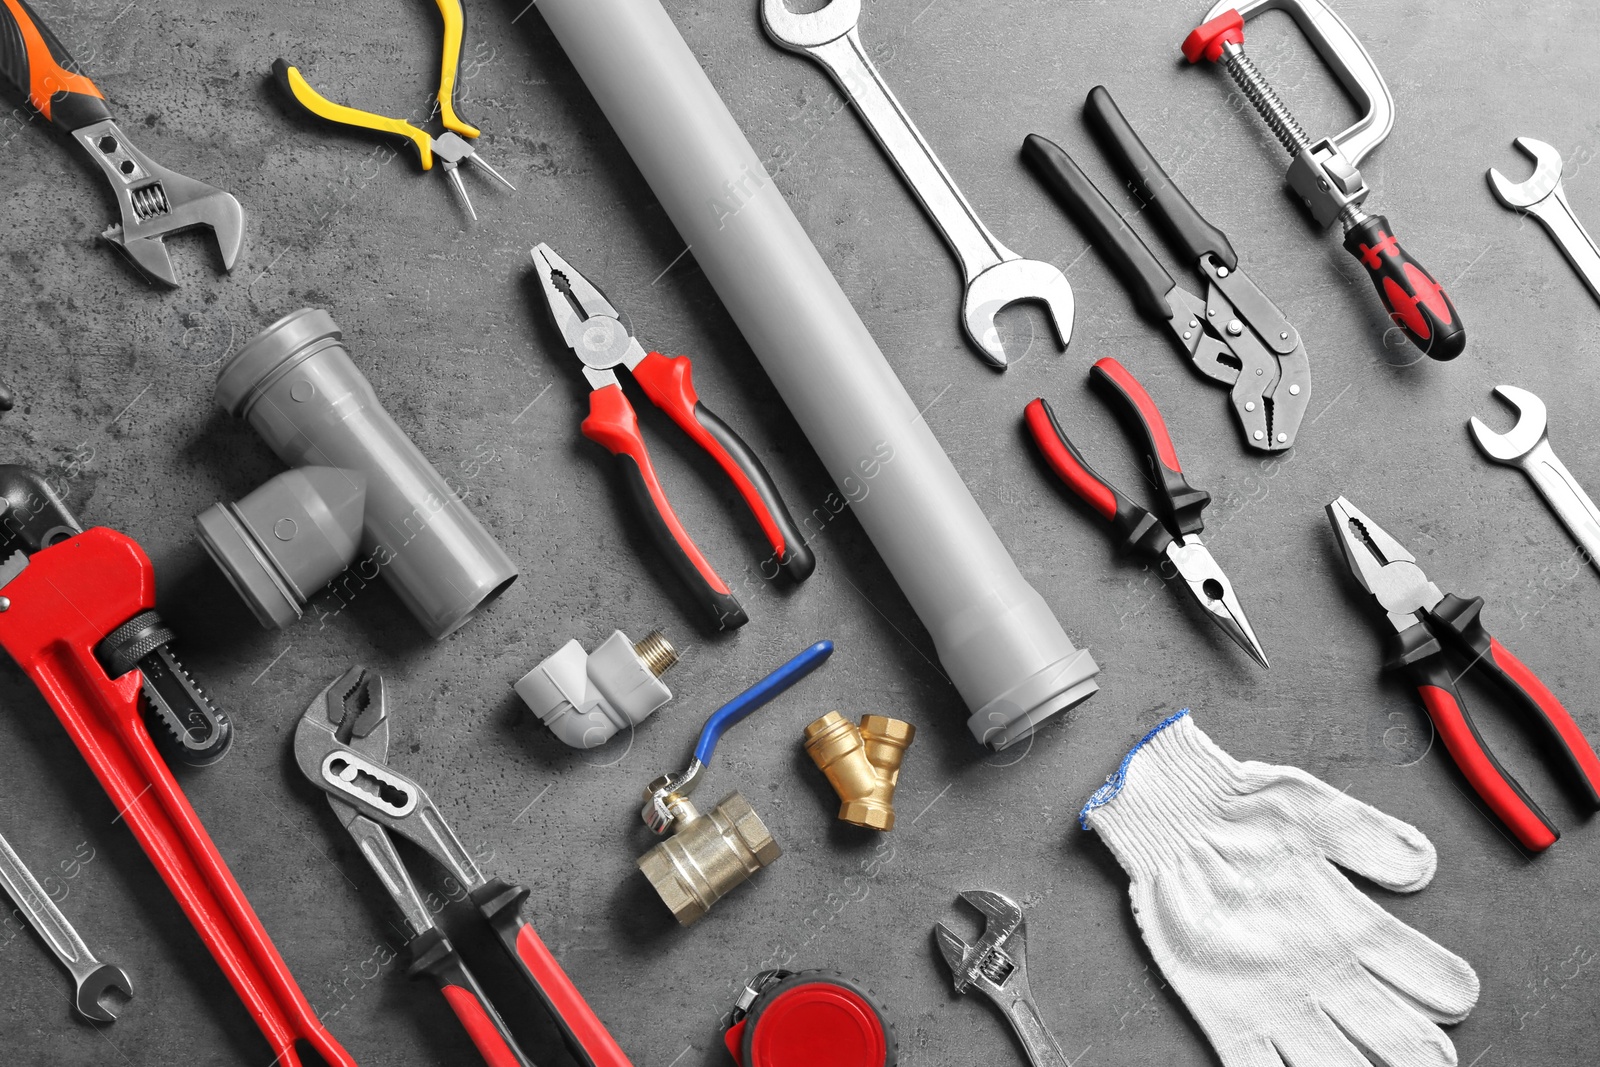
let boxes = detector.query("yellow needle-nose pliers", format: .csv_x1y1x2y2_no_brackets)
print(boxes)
272,0,514,221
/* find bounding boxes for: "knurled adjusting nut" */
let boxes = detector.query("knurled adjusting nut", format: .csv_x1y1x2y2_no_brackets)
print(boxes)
1182,9,1245,64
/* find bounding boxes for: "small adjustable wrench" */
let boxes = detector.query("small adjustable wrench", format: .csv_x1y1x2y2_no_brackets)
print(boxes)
934,890,1069,1067
0,827,132,1021
762,0,1073,367
1470,385,1600,572
1489,137,1600,304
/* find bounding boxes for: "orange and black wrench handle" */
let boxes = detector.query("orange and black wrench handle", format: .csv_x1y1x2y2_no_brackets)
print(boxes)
1429,593,1600,811
474,880,634,1067
631,351,814,583
0,0,109,130
408,926,535,1067
1343,214,1466,361
581,383,748,630
0,528,356,1066
1389,622,1558,853
1023,396,1174,562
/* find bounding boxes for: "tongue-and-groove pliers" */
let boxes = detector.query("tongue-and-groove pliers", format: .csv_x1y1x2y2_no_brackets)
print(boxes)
531,243,814,631
1327,496,1600,852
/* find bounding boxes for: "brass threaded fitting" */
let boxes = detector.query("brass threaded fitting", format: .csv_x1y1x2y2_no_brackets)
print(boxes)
632,630,679,677
636,791,780,926
803,711,915,831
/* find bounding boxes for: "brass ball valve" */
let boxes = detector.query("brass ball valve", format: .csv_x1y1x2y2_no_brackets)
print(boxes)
803,712,915,831
636,641,833,926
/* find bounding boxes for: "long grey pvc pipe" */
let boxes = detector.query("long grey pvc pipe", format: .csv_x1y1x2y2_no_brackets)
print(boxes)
536,0,1098,749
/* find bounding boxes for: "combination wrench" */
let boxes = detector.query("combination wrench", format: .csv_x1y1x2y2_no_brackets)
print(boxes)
0,827,132,1021
1470,385,1600,573
1489,137,1600,304
762,0,1073,368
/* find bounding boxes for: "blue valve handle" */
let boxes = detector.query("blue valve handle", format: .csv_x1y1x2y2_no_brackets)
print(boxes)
693,640,833,766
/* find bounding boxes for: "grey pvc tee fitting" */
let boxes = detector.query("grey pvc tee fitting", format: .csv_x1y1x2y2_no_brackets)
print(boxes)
198,309,517,639
535,0,1098,748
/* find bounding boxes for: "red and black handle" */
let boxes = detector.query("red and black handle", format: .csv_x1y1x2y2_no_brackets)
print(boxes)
1089,357,1211,538
0,0,110,130
1390,624,1558,852
473,880,635,1067
1023,396,1173,560
1343,214,1465,361
1429,594,1600,811
630,351,814,584
582,383,748,631
409,926,535,1067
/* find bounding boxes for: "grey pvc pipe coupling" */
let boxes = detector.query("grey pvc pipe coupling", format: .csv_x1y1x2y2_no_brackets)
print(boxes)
535,0,1098,748
197,309,517,639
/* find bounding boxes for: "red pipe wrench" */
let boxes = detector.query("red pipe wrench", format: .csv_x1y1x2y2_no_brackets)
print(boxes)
0,473,355,1066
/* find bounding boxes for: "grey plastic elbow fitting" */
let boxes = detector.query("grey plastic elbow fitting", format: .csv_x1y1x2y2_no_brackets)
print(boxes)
197,309,518,639
515,629,679,748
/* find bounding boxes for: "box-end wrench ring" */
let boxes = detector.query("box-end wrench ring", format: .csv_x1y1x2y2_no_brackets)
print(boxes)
1470,384,1600,573
1489,137,1600,304
0,829,133,1022
763,0,1074,367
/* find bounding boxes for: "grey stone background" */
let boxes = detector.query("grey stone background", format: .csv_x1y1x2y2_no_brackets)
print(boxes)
2,0,1597,1064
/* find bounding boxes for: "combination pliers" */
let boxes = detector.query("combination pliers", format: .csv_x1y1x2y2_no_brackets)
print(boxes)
272,0,513,220
295,667,633,1067
531,243,814,631
1024,85,1310,452
1328,497,1600,852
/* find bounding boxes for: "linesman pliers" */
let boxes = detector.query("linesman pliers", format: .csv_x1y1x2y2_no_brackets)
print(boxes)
295,667,634,1067
1026,358,1269,668
1023,86,1310,452
272,0,513,220
532,243,815,631
1327,497,1600,853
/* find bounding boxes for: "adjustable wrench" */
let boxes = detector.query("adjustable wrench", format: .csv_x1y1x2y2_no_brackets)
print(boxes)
0,827,132,1022
1489,137,1600,304
1470,385,1600,572
934,890,1069,1067
762,0,1073,367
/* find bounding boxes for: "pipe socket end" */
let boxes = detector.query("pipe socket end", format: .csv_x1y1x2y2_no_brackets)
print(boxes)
804,711,915,831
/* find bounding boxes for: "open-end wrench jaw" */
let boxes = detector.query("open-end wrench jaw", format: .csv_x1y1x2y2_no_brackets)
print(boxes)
964,260,1075,368
1469,385,1547,464
760,0,860,49
1488,138,1564,211
74,961,134,1023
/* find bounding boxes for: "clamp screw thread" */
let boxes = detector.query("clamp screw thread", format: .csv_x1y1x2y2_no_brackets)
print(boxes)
1220,41,1311,157
633,630,679,677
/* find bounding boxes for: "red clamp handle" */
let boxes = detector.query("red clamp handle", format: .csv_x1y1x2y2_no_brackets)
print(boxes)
1343,214,1466,360
0,529,357,1066
1181,9,1245,64
0,0,111,129
582,383,748,631
631,352,815,583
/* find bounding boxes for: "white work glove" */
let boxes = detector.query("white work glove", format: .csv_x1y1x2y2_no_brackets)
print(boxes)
1080,711,1479,1067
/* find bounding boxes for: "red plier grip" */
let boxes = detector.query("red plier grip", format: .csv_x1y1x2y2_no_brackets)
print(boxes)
581,383,747,630
1089,357,1211,536
474,880,635,1067
0,529,356,1066
632,352,814,583
410,927,534,1067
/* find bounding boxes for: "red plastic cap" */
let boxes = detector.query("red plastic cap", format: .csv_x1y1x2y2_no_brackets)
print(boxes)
747,984,888,1067
1182,9,1245,63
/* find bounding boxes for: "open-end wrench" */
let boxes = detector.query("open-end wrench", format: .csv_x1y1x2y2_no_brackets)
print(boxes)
762,0,1073,367
934,890,1069,1067
1489,137,1600,304
0,827,132,1022
1470,385,1600,572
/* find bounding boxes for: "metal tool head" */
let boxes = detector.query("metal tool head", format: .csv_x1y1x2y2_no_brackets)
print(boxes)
1469,385,1548,464
964,259,1075,368
1201,0,1393,167
530,243,646,382
72,120,244,287
933,890,1026,993
293,667,390,800
74,961,134,1023
760,0,860,49
1488,138,1563,211
1165,539,1270,667
1325,496,1442,630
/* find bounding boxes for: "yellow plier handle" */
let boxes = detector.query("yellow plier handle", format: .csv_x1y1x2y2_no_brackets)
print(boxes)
432,0,480,139
272,58,437,169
